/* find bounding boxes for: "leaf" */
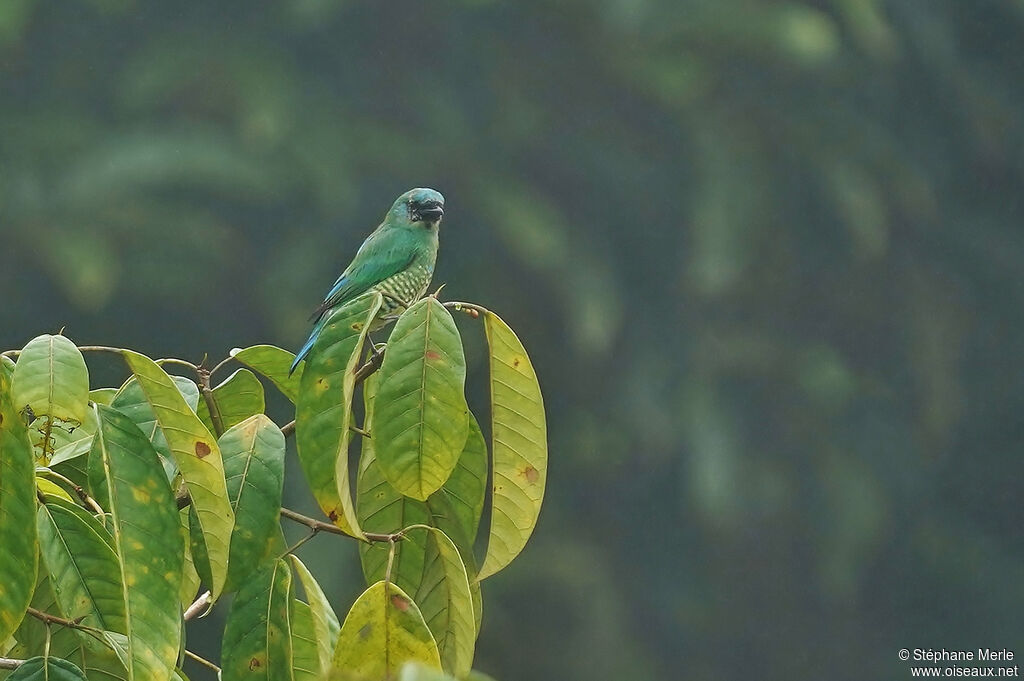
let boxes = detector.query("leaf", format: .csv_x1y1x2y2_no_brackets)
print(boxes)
331,581,440,679
288,556,339,677
0,368,38,643
427,416,487,550
357,374,430,597
295,292,382,539
358,379,484,633
35,477,74,502
290,599,321,681
414,529,475,678
110,374,200,463
374,298,470,501
36,496,125,632
221,415,285,592
196,368,266,434
11,334,89,425
7,657,88,681
179,509,201,609
398,662,459,681
230,346,304,403
121,351,234,600
89,388,119,406
220,559,293,681
93,404,184,681
478,312,547,580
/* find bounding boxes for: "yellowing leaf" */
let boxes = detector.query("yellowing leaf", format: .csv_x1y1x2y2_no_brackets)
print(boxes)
93,404,184,681
331,581,440,680
478,312,547,580
122,351,234,600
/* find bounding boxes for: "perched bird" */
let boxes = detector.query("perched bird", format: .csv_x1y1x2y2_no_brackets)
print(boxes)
290,188,445,374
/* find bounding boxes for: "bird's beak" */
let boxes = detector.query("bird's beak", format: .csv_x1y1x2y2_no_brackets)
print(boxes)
417,205,444,221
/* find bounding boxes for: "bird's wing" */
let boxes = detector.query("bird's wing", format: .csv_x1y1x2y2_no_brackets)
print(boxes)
310,226,415,322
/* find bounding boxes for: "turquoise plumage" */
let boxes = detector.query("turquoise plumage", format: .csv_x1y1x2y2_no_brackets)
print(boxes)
290,188,444,374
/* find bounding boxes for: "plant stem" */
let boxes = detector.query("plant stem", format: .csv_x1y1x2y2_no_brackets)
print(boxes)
196,367,225,437
26,607,88,630
184,649,221,673
279,506,397,543
184,591,212,621
0,657,24,670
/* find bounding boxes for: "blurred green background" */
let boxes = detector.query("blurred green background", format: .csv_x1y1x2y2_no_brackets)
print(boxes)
3,1,1023,679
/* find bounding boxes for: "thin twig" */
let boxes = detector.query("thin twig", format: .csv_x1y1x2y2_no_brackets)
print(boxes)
208,355,236,382
26,607,88,630
0,657,24,671
196,368,225,438
442,300,488,318
155,357,199,372
184,649,221,673
281,420,295,438
183,591,212,622
281,529,318,557
279,507,397,543
40,469,105,515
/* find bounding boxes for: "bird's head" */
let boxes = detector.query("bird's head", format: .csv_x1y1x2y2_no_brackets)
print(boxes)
389,188,445,229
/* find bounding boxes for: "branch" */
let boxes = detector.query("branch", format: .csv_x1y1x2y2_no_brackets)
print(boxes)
26,607,88,630
184,649,221,673
196,367,225,438
0,657,24,671
184,591,212,621
279,507,398,543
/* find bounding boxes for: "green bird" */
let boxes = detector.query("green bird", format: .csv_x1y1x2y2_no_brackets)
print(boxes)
290,188,445,374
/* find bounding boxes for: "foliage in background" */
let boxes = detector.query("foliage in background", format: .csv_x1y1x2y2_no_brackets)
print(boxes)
0,290,546,681
1,1,1023,680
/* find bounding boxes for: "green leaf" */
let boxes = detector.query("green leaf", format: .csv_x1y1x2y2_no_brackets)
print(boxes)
358,378,484,633
374,298,469,501
11,334,89,426
414,529,475,678
178,509,201,609
331,581,440,679
428,416,487,550
290,599,321,681
110,374,200,464
88,388,119,406
288,556,340,676
230,345,304,403
93,404,184,681
36,496,125,632
478,312,547,580
197,368,266,434
0,368,38,642
221,415,285,592
221,559,293,681
295,292,382,539
8,657,88,681
121,351,234,600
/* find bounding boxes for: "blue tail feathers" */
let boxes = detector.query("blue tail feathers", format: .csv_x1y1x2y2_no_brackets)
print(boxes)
290,325,320,375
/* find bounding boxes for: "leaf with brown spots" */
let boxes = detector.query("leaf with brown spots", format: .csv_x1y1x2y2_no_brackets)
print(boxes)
122,350,234,601
332,581,440,679
221,559,293,681
478,311,548,580
92,404,184,681
295,292,383,540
